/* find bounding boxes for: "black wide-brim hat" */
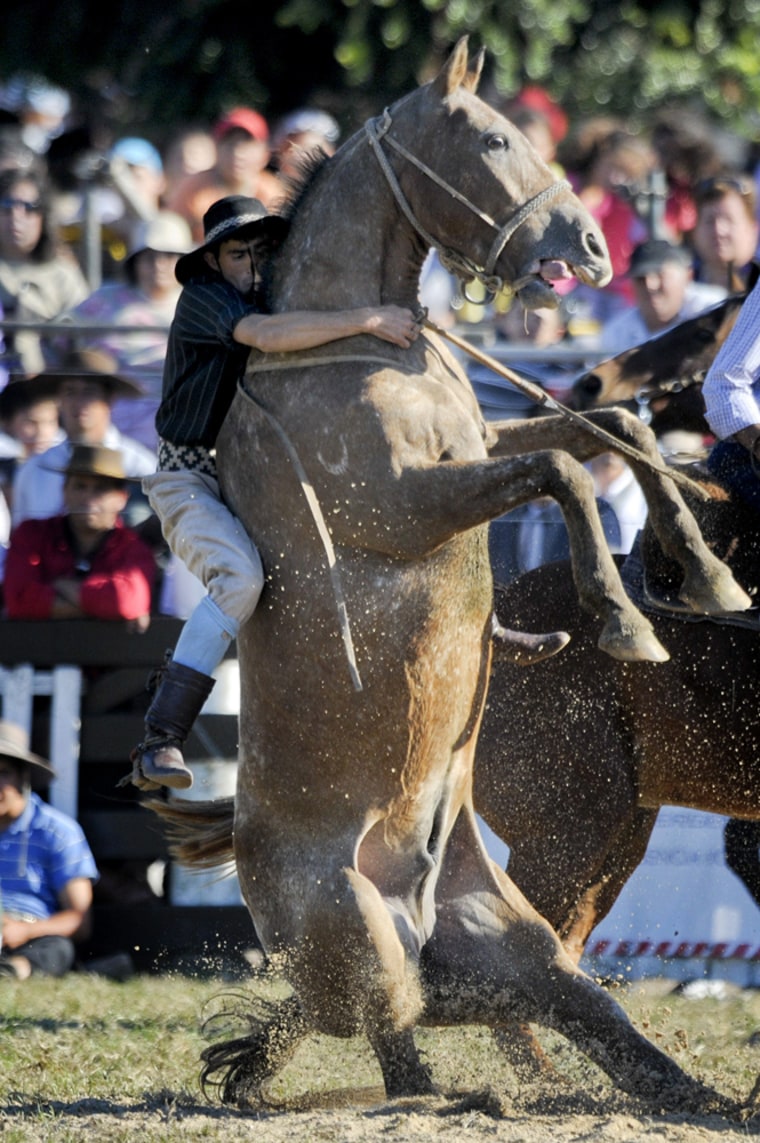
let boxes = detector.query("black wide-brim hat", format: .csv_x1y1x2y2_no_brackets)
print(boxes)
15,348,145,400
0,373,62,420
175,195,289,285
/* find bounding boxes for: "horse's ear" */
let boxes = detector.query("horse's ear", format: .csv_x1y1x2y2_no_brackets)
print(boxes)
433,37,472,96
463,47,485,92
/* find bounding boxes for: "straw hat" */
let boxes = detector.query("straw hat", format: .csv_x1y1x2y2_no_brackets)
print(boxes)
46,443,137,482
0,720,56,784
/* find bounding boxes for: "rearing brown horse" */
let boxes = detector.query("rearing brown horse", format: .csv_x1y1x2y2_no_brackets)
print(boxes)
155,40,752,1114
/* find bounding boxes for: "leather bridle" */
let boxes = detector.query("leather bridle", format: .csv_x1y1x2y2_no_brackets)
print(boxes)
365,107,570,304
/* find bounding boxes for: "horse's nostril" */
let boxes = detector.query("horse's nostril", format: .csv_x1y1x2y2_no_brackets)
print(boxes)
578,374,602,402
585,233,604,259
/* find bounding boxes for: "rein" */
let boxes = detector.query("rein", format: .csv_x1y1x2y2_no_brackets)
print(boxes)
425,318,710,501
365,108,569,305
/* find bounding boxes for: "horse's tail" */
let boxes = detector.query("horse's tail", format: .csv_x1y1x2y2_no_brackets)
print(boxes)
146,796,236,869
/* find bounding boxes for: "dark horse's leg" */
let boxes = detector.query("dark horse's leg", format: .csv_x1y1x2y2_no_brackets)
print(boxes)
724,819,760,909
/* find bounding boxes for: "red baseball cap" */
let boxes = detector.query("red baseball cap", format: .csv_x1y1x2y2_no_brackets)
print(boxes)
213,107,269,143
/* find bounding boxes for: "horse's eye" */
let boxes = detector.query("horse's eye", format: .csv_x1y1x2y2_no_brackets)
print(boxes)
487,134,509,152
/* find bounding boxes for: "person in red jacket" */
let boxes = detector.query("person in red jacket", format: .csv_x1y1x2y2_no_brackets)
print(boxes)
3,444,155,625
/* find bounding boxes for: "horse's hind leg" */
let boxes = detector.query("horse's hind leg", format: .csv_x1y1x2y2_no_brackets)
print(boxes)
421,807,736,1113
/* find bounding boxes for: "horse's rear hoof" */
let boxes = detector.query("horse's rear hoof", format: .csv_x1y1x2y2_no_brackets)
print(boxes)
598,618,670,663
679,567,752,616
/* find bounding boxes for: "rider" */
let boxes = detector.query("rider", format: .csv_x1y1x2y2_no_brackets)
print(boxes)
128,194,565,792
703,275,760,515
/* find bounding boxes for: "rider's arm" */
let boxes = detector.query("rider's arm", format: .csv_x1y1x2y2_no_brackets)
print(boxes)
703,280,760,450
232,306,420,352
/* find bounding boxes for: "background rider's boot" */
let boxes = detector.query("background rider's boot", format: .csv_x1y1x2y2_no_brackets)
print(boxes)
129,659,215,791
491,615,570,665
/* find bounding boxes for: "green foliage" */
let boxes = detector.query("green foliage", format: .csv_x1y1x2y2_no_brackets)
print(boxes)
2,0,760,141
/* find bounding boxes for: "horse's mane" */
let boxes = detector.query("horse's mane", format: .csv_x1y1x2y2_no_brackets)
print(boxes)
258,150,333,310
641,464,760,598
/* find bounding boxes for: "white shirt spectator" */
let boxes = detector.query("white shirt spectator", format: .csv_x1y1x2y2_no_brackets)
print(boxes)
600,282,727,357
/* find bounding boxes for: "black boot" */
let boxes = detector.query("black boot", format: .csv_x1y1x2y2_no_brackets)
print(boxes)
128,657,215,791
491,615,570,666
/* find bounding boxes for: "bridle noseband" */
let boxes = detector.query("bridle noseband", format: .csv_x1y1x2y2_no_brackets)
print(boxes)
365,107,570,305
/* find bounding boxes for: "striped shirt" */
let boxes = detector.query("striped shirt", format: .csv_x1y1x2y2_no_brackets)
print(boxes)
703,279,760,440
0,793,98,920
155,277,255,448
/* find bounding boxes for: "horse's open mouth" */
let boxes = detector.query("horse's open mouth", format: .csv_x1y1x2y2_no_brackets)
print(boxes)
516,258,598,309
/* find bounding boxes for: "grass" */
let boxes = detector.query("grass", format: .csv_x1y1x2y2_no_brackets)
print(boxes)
1,969,760,1141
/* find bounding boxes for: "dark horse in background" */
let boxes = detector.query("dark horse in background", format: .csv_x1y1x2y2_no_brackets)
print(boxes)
475,464,760,963
570,284,752,435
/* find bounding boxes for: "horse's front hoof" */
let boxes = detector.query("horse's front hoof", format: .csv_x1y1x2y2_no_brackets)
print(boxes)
598,616,670,663
679,566,752,615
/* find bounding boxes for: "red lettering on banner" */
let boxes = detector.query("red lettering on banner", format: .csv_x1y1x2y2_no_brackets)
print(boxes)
587,940,610,956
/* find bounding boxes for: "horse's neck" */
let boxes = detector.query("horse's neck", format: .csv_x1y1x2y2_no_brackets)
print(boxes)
272,134,425,311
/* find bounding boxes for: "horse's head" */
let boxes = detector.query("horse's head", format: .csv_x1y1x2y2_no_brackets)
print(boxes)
571,292,747,412
375,37,611,312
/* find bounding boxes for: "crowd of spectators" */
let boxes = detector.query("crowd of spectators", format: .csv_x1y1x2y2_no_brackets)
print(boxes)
0,69,758,972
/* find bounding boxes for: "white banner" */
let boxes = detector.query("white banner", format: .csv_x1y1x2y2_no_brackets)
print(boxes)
479,809,760,984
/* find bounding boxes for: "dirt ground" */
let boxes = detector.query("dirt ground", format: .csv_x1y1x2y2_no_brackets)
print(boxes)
3,974,760,1142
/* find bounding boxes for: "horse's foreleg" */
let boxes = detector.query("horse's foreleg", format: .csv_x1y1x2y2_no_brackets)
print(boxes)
488,409,751,615
386,451,666,661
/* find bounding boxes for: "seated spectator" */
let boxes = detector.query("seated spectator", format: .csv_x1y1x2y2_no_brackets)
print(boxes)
61,212,193,450
0,167,89,375
0,372,63,516
166,108,283,241
270,108,340,188
599,238,726,356
11,347,155,528
161,124,216,206
691,172,760,293
4,443,155,623
0,74,71,157
561,122,653,325
0,720,98,980
588,452,647,554
649,107,723,242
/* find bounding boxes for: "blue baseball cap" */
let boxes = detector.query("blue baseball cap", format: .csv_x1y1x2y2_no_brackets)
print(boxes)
110,136,163,173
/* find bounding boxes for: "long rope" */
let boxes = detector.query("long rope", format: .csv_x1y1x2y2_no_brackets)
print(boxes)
237,380,363,693
425,318,710,501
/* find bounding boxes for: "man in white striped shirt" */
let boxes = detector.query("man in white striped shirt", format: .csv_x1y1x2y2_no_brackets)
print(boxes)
703,278,760,513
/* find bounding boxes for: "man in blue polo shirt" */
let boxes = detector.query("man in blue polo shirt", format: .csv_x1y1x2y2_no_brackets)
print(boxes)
0,721,98,979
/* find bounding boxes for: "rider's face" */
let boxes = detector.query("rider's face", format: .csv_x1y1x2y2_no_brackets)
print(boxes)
205,238,261,296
